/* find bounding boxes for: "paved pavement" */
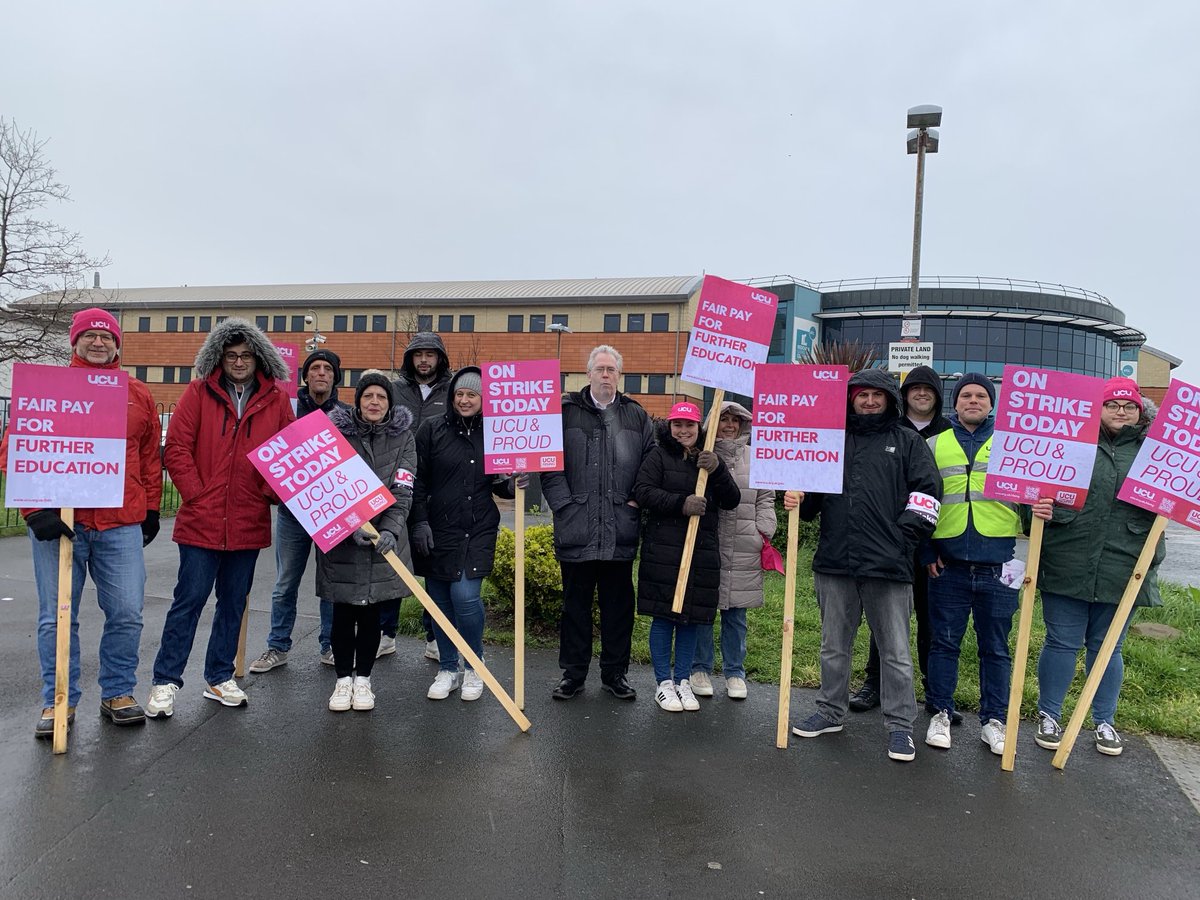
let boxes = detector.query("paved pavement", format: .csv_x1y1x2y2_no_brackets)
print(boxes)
1,521,1198,899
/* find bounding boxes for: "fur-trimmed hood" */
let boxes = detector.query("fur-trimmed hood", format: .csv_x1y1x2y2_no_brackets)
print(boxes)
329,402,414,439
194,317,290,381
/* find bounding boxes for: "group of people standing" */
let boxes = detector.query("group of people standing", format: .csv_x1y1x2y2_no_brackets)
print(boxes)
2,313,1167,763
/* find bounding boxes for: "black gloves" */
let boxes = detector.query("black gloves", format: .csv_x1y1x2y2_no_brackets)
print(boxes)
411,521,435,556
352,527,374,546
681,495,707,517
26,510,74,542
142,510,160,546
695,451,719,473
374,530,397,556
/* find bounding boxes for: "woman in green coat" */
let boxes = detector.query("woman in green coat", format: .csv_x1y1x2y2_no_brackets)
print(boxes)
1029,377,1166,758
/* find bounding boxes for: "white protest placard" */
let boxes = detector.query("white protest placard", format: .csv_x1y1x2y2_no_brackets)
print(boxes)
4,363,129,508
749,364,849,492
1118,378,1200,528
481,359,564,474
680,275,778,396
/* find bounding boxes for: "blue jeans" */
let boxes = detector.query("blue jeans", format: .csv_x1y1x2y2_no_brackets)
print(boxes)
649,617,699,683
266,506,332,653
428,574,485,673
926,562,1018,724
692,608,749,679
1037,591,1130,726
153,545,259,688
29,523,145,706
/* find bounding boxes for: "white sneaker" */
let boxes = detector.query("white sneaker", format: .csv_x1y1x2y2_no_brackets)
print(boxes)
424,640,440,662
319,648,335,666
461,670,484,702
427,670,462,700
203,679,248,707
689,671,714,697
146,683,178,718
376,636,397,658
677,679,700,711
980,718,1006,756
926,710,952,749
328,677,353,712
726,676,748,700
352,676,375,711
655,680,683,713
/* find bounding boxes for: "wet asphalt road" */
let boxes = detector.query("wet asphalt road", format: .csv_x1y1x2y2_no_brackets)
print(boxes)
0,521,1197,899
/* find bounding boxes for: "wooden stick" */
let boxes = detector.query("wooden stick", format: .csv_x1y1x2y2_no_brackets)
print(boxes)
1052,515,1168,770
1001,516,1044,772
234,602,250,678
363,523,531,732
775,507,799,749
514,483,525,710
53,508,75,755
671,390,724,614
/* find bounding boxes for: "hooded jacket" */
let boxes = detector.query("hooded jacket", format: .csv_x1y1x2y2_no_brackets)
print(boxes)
900,365,952,438
634,422,741,623
164,318,295,550
315,403,416,605
541,387,655,562
799,367,942,583
410,367,516,582
714,401,778,610
392,332,454,430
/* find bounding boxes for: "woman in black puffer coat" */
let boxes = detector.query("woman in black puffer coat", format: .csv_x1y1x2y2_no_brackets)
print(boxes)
634,401,740,713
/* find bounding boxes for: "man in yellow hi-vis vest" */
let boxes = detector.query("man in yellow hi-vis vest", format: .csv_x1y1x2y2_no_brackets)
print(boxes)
922,373,1022,756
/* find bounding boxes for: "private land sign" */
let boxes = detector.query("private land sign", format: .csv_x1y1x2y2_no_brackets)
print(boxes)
1118,378,1200,528
887,342,934,377
680,275,777,396
749,364,849,492
4,363,129,508
482,359,564,474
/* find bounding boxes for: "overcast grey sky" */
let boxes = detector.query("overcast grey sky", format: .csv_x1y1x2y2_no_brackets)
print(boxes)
5,2,1196,379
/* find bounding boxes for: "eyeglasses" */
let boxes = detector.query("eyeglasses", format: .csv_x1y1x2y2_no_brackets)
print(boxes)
223,352,256,364
1103,401,1139,413
590,366,618,375
80,331,116,344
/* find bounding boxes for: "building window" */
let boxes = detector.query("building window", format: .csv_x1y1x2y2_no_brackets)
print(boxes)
459,314,475,333
530,314,546,333
508,315,524,333
416,314,432,332
291,315,306,333
347,369,363,387
162,367,175,384
372,315,387,332
333,315,347,332
352,315,367,332
552,313,569,328
199,316,212,331
437,314,454,333
273,315,286,332
651,313,669,332
182,316,195,332
647,375,667,394
166,316,178,333
178,366,191,382
627,314,644,332
603,314,620,332
216,315,228,324
255,315,268,330
134,366,148,382
623,374,642,394
137,316,150,333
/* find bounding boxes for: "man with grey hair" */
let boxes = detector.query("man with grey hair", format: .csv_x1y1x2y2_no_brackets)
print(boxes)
542,344,654,701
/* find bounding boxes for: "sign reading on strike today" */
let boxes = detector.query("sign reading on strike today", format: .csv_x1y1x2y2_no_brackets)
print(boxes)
4,363,129,508
248,411,395,552
749,364,848,492
680,275,777,396
482,359,564,474
1118,378,1200,529
984,365,1104,510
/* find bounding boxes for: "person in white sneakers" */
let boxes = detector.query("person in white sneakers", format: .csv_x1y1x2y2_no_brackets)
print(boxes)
632,402,740,713
316,372,416,712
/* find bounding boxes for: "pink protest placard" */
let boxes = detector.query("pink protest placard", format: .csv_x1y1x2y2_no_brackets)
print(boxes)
1118,378,1200,529
984,365,1104,510
680,275,778,396
274,343,299,411
749,364,849,492
4,363,129,508
482,359,564,474
248,411,395,552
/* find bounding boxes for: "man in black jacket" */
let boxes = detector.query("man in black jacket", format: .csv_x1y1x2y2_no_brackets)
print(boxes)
787,368,941,762
541,345,655,701
850,365,952,717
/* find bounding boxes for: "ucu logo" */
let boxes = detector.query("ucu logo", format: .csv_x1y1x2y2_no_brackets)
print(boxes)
1187,510,1200,527
812,370,841,381
87,374,120,386
994,480,1019,491
1132,486,1156,501
321,523,344,540
750,291,774,305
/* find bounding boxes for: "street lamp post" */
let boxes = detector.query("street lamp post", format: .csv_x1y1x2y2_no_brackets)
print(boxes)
304,309,326,353
905,104,942,338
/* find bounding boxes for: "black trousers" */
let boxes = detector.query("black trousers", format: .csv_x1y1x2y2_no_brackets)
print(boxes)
863,561,930,693
331,602,392,678
558,560,635,682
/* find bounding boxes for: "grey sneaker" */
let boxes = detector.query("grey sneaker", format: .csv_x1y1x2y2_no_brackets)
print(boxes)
689,671,715,697
1035,712,1063,750
1095,722,1124,756
376,636,397,658
319,648,335,666
248,649,287,673
424,640,440,662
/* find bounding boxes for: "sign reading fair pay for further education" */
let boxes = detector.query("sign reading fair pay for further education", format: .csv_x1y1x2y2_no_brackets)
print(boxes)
5,363,128,508
1118,378,1200,529
749,364,848,492
680,275,777,396
984,365,1104,510
248,411,395,552
482,360,564,474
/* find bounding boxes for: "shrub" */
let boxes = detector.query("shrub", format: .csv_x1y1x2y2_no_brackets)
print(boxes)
487,525,564,635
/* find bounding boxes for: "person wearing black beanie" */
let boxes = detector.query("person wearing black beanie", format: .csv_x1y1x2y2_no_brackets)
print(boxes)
951,372,996,408
301,349,342,385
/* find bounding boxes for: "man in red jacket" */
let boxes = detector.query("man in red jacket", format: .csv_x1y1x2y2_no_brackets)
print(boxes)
0,308,162,737
145,319,294,718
